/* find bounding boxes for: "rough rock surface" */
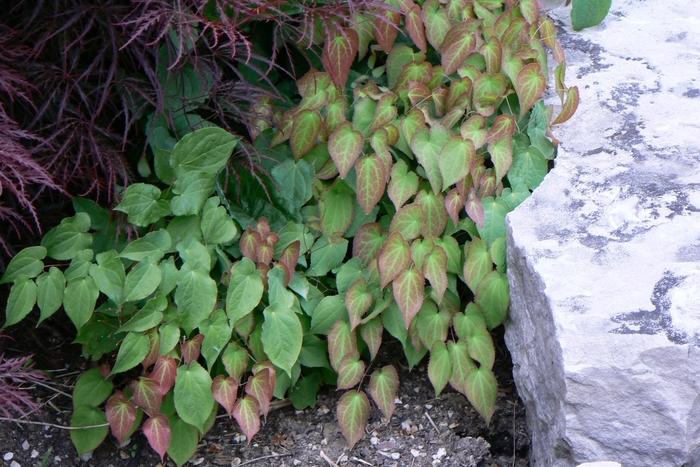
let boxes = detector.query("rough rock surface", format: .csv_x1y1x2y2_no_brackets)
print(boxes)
504,1,700,466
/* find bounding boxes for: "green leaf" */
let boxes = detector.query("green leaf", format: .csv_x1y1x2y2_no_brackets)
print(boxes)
63,277,99,330
388,161,419,211
415,301,449,349
448,340,476,395
310,295,346,335
170,126,238,176
477,197,509,246
200,197,237,245
423,247,448,303
382,303,407,344
389,204,423,241
422,0,450,49
70,406,109,455
508,145,547,191
114,183,170,227
299,334,331,368
167,416,200,467
355,155,387,215
345,279,373,330
473,73,508,115
428,341,452,396
320,182,355,239
475,270,510,329
174,362,215,432
465,367,498,424
416,191,448,238
159,322,181,355
328,321,359,371
571,0,611,31
4,279,37,327
1,246,46,284
175,269,217,333
272,159,314,210
337,357,366,390
440,22,477,74
336,390,370,448
307,236,348,277
527,102,555,159
123,260,162,303
201,310,231,370
335,258,364,294
262,303,303,377
171,170,217,216
222,344,250,381
439,138,473,191
392,267,424,328
290,373,322,410
73,368,113,408
410,127,446,194
233,396,261,441
488,136,513,182
464,237,492,293
36,267,65,324
226,258,263,323
118,295,166,333
352,223,385,265
466,326,495,370
328,122,363,179
159,257,180,296
367,365,399,420
112,332,150,374
352,97,377,137
41,213,92,260
291,110,322,159
360,317,383,360
120,230,172,262
88,251,125,304
386,44,423,89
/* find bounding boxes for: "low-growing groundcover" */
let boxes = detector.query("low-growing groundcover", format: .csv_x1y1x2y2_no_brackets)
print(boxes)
1,0,578,464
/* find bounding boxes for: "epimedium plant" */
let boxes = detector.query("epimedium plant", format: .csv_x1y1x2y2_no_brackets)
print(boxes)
1,0,580,464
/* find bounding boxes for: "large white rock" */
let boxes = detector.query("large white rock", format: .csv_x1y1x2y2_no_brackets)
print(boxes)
504,1,700,466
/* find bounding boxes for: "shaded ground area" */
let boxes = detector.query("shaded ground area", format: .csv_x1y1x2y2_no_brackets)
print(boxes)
0,325,528,467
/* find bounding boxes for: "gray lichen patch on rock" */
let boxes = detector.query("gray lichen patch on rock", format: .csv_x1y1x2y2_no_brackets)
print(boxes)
504,1,700,466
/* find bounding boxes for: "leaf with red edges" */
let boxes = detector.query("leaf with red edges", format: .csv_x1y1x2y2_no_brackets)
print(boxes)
279,241,300,286
422,0,450,50
105,392,137,445
328,122,364,179
252,361,277,395
488,136,513,182
336,390,370,448
416,191,448,238
345,279,373,330
515,63,546,118
322,27,359,89
239,230,261,262
389,204,423,241
423,246,448,303
352,223,385,265
130,377,162,416
465,190,485,227
402,1,427,52
367,365,399,420
553,86,579,125
149,356,177,396
291,110,322,159
337,357,366,390
181,334,204,364
212,375,238,417
519,0,539,24
487,115,515,143
360,318,383,361
445,189,465,224
370,96,398,133
355,155,387,215
245,372,273,418
440,22,478,74
392,267,424,328
388,161,419,211
378,232,411,289
143,414,171,460
328,321,359,371
374,9,401,52
438,137,473,191
233,396,261,443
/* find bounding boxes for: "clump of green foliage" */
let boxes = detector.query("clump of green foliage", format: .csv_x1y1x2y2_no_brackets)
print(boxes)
1,0,578,463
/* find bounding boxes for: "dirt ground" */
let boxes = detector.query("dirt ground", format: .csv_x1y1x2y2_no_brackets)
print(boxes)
0,325,529,467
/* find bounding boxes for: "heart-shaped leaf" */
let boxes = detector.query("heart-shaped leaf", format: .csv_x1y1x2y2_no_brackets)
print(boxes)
322,27,359,88
422,0,450,50
337,357,366,390
374,9,401,52
475,270,510,329
328,123,363,178
131,377,162,416
392,267,424,328
356,155,387,215
352,223,385,265
233,396,261,443
290,110,322,159
389,204,423,241
105,392,137,445
428,342,451,396
360,318,383,360
515,63,546,118
403,1,427,52
423,246,448,303
440,22,477,74
245,371,273,418
149,356,177,396
226,258,264,323
448,340,476,396
464,367,498,424
174,362,214,432
328,321,359,371
553,86,580,125
143,415,171,460
345,279,373,330
212,375,238,417
439,137,473,191
378,232,411,289
388,161,419,211
367,365,399,420
337,390,370,448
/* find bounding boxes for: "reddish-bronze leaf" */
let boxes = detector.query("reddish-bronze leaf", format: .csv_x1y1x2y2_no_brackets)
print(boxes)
149,356,177,396
212,375,238,417
328,321,359,371
337,357,366,390
360,318,383,361
553,86,580,125
388,161,419,211
291,110,322,159
465,190,485,227
130,377,162,416
336,390,370,448
389,203,424,241
440,22,478,74
416,191,448,238
367,365,399,420
352,223,385,265
515,63,546,118
423,246,448,303
403,2,427,52
233,396,261,443
328,122,364,179
181,334,204,364
370,95,398,132
445,189,465,224
322,27,359,89
392,267,425,328
105,392,137,445
245,372,273,418
538,17,557,50
143,415,171,460
240,229,261,262
481,37,502,74
378,232,411,289
279,241,300,286
257,243,274,265
519,0,539,24
487,115,516,143
422,0,450,50
345,279,373,330
355,155,388,215
252,360,277,395
374,9,401,52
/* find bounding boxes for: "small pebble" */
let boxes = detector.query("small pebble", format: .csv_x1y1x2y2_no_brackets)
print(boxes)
370,436,379,446
433,447,447,460
191,457,204,465
21,441,29,451
3,453,13,461
10,461,20,467
293,460,301,466
30,451,38,459
425,404,433,409
53,456,61,463
411,449,421,458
